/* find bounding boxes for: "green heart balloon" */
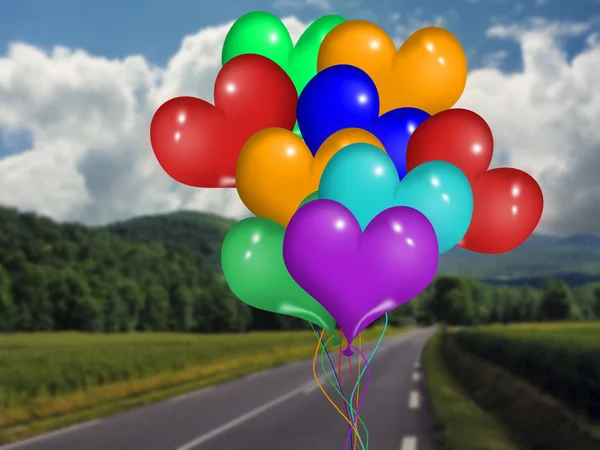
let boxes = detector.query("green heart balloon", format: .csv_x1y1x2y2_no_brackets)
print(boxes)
221,217,336,333
299,191,319,209
222,11,347,138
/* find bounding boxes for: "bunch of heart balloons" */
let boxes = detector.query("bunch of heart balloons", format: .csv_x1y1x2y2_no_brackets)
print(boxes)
150,11,543,449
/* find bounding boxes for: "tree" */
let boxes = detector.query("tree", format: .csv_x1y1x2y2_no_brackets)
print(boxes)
426,276,475,325
539,280,573,321
11,263,54,331
170,285,195,332
49,268,102,331
117,280,145,331
0,266,15,331
519,286,541,322
592,285,600,319
139,284,170,331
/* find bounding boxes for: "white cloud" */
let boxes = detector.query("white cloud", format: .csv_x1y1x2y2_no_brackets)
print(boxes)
481,50,509,68
392,10,448,43
0,16,599,236
0,17,307,225
456,17,600,235
273,0,332,11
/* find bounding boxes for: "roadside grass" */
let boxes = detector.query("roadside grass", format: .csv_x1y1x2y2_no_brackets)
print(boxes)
0,326,410,444
453,321,600,422
423,329,523,450
441,327,600,450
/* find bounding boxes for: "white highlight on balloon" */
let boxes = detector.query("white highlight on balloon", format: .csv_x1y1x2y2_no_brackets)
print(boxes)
334,219,346,230
369,39,380,49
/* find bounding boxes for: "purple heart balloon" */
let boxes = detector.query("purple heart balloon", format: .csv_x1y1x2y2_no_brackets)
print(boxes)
283,199,439,355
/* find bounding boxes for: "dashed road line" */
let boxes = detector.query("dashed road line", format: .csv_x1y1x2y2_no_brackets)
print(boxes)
409,390,420,409
400,435,418,450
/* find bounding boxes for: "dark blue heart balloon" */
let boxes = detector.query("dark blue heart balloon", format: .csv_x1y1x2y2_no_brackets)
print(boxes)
297,64,430,179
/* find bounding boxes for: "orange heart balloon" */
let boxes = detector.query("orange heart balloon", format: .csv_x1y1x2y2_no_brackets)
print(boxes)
318,21,467,115
236,127,384,227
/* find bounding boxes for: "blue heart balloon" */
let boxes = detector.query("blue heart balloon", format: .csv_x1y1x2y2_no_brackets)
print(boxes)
318,143,473,254
296,65,430,179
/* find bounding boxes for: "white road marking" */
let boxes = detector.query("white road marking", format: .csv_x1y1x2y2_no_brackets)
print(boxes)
413,361,420,369
0,420,101,450
400,436,418,450
301,376,329,393
176,388,303,450
412,372,421,382
245,370,267,380
409,390,420,409
168,387,215,403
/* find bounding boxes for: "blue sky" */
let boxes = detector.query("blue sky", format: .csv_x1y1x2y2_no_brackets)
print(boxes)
0,0,596,70
0,0,592,158
0,0,599,234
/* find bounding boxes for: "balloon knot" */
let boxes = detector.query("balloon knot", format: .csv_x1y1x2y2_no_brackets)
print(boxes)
342,347,354,357
333,337,342,345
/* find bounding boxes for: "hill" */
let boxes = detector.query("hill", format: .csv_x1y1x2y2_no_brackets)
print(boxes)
0,206,249,333
103,211,600,286
438,233,600,286
0,206,598,333
106,211,235,270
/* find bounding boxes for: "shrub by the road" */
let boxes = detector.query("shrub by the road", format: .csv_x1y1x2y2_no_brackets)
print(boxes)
453,322,600,422
423,330,522,450
442,329,600,450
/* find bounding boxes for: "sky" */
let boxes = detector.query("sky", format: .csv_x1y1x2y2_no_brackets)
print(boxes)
0,0,599,236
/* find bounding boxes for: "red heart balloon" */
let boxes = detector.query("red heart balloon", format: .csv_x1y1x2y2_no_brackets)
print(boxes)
406,108,494,182
150,54,297,188
458,168,544,254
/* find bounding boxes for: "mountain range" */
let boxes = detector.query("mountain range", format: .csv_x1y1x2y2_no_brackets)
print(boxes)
105,211,600,287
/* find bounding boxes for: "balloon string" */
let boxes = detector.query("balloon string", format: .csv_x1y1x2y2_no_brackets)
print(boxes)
356,333,362,448
339,328,354,450
338,328,343,403
347,346,357,446
311,325,354,445
344,345,371,449
319,335,369,449
345,314,389,450
313,329,366,450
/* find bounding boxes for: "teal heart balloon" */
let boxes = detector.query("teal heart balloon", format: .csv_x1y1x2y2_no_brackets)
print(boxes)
222,11,346,138
318,143,473,254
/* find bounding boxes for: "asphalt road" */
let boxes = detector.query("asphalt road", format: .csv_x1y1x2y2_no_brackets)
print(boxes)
1,327,439,450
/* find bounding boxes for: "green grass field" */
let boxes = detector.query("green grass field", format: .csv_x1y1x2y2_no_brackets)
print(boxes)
0,326,408,443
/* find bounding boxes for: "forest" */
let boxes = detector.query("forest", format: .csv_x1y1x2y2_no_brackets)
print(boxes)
0,205,599,333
